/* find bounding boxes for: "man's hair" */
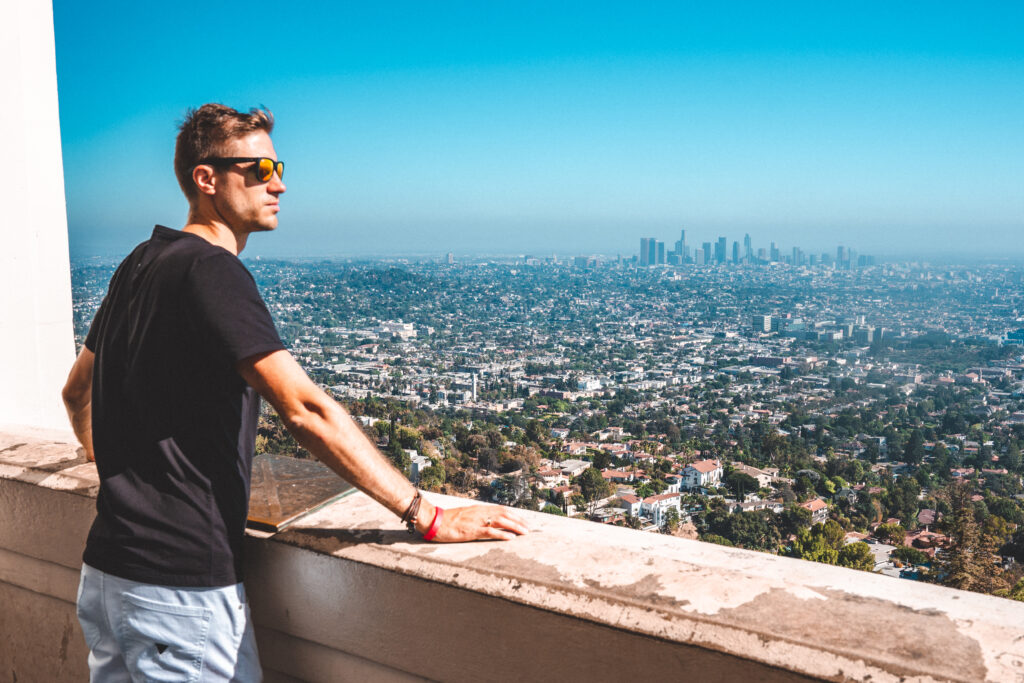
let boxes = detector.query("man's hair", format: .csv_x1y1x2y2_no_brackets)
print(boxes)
174,104,275,203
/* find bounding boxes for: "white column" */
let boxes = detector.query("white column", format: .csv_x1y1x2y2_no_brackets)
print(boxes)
0,1,75,431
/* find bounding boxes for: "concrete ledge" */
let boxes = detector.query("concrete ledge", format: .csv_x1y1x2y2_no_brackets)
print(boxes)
3,427,1024,682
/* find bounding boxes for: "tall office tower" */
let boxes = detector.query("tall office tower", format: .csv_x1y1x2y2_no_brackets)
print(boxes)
640,237,656,266
683,244,691,262
732,241,740,264
810,254,818,266
837,245,847,266
770,242,780,261
674,238,683,258
752,315,772,332
694,248,705,266
702,242,712,265
680,228,686,255
656,241,666,265
640,238,650,266
743,233,752,261
716,237,727,264
848,249,858,269
757,247,767,261
446,252,454,264
792,247,804,266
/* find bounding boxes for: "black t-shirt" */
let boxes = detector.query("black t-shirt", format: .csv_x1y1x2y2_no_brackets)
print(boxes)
83,225,284,587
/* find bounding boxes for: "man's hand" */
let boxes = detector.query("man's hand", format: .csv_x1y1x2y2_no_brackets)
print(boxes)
417,501,530,542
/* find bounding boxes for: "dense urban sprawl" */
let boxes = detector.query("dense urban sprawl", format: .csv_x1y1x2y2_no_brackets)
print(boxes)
71,256,1024,600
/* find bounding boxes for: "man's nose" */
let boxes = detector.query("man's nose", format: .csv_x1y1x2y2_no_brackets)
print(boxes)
270,173,286,193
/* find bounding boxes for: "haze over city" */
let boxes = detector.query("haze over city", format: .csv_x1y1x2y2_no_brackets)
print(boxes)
55,2,1023,260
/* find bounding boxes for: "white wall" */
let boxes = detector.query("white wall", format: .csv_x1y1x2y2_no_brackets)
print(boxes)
0,1,76,430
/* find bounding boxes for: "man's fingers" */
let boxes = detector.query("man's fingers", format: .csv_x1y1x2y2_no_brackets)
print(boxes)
492,514,529,536
482,526,517,541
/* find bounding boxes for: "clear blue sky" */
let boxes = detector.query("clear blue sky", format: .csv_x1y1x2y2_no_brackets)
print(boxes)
54,1,1024,259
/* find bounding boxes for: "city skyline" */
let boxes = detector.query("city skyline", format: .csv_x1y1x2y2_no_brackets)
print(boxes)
637,229,874,268
54,2,1024,259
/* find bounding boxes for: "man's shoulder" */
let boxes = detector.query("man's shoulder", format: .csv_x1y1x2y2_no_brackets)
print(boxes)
148,227,248,273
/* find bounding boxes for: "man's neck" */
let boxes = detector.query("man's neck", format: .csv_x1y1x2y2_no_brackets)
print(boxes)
182,220,248,255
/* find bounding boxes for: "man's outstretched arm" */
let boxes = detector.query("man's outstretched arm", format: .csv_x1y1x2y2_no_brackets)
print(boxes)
238,350,529,541
62,347,95,462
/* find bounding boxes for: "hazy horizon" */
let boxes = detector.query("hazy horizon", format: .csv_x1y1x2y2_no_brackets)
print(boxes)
56,2,1023,261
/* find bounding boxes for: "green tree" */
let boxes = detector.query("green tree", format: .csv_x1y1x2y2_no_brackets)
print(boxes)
578,467,612,506
541,503,566,516
892,546,929,566
388,440,411,475
875,522,906,545
997,576,1024,602
837,542,875,571
904,429,925,465
936,481,1005,593
724,471,759,499
661,507,680,534
790,524,839,564
779,505,813,537
525,420,548,445
1003,443,1021,473
634,482,654,499
418,463,445,492
701,533,734,547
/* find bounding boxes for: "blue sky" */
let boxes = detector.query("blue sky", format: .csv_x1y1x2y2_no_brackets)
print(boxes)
54,2,1024,259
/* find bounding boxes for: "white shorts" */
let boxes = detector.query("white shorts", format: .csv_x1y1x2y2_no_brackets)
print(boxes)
76,563,262,682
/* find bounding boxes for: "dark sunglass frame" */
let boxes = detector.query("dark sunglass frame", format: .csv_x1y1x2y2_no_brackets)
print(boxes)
196,157,284,182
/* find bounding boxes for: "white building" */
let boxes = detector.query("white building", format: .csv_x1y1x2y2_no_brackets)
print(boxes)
409,451,432,484
681,459,723,490
641,493,682,526
559,459,592,477
378,320,417,340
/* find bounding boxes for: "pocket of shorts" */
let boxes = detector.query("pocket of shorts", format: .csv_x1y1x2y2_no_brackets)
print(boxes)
75,569,103,651
119,592,213,683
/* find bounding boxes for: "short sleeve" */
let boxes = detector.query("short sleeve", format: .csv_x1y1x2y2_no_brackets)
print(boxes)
185,253,285,363
84,296,108,351
84,255,133,352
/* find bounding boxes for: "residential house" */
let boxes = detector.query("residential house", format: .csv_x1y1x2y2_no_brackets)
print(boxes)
641,493,682,526
617,494,642,517
681,459,723,490
559,459,592,477
800,497,829,524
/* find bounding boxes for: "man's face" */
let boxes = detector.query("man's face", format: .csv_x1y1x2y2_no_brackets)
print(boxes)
211,130,285,234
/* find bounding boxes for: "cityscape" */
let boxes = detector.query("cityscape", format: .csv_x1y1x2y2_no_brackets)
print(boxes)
72,249,1024,602
634,229,874,269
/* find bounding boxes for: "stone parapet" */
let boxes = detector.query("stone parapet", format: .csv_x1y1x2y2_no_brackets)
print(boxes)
2,427,1023,682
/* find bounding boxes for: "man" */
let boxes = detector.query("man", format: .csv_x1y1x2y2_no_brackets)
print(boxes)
62,103,528,681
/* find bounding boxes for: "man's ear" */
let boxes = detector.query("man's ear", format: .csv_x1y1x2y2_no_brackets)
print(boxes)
192,165,217,196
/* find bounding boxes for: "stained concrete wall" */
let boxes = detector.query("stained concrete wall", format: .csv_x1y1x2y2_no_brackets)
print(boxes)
4,428,1024,683
0,1,76,431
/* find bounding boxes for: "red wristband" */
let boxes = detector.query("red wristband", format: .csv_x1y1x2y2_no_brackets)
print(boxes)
422,507,444,541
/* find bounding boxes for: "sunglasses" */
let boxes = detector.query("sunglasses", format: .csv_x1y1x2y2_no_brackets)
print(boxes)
197,157,285,182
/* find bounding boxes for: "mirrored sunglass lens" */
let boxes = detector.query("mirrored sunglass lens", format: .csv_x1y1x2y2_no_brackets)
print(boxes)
257,158,274,181
275,162,284,180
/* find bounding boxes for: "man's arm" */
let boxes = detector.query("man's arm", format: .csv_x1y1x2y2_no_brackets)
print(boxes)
62,347,95,462
238,350,529,542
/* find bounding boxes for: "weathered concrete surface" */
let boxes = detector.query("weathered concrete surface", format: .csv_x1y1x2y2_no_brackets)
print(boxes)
0,581,89,682
3,428,1024,682
269,491,1024,683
